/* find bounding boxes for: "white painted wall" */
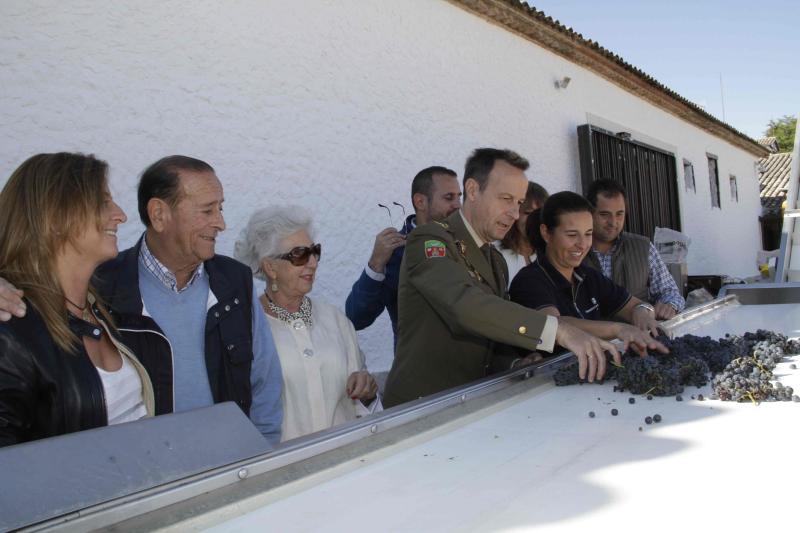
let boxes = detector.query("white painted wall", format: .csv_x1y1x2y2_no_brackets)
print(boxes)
0,0,762,371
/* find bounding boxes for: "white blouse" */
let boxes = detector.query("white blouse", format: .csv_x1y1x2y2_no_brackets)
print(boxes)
95,355,148,425
497,245,536,288
266,298,380,442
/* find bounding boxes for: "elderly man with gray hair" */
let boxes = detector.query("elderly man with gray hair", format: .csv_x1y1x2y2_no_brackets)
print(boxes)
235,205,381,441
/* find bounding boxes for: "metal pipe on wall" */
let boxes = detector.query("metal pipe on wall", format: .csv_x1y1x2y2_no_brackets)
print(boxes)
776,112,800,281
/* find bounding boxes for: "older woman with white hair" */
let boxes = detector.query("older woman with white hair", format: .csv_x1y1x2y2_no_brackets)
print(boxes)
235,206,380,441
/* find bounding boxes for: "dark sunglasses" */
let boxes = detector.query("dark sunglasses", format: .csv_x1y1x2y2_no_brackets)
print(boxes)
277,243,322,266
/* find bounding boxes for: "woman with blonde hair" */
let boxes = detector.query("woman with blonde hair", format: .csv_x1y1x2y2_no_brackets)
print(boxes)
235,205,380,441
0,152,154,447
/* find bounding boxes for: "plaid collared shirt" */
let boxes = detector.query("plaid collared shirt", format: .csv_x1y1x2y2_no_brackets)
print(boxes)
139,235,205,293
592,240,685,311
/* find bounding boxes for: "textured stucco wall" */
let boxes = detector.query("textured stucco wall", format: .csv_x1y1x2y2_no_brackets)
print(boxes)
0,0,762,371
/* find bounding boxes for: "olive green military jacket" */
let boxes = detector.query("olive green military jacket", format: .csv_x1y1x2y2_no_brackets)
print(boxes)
383,210,550,407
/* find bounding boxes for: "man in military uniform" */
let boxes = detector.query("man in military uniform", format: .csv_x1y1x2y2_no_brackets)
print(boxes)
383,148,618,408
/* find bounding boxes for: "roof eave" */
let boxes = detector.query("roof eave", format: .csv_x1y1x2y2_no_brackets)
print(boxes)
449,0,769,158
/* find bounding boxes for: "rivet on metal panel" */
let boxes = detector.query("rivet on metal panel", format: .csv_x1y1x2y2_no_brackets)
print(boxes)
237,468,248,480
370,424,377,434
460,394,466,403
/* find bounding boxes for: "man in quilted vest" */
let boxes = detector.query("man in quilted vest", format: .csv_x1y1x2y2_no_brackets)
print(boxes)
584,179,685,320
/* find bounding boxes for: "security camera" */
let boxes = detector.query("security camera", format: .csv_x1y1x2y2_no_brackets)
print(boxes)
554,76,571,89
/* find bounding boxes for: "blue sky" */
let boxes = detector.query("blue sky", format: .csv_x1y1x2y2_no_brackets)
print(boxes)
529,0,798,139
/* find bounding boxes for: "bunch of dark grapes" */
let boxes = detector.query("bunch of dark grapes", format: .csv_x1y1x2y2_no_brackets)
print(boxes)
552,329,798,403
672,356,710,388
552,355,620,386
654,336,712,387
614,355,683,396
721,330,800,360
553,362,583,386
665,334,738,373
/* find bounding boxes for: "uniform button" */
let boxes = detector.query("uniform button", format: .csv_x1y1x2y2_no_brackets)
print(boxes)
303,348,314,358
234,298,239,305
518,326,527,335
214,312,220,318
224,305,231,312
93,328,101,336
227,344,235,351
293,320,304,330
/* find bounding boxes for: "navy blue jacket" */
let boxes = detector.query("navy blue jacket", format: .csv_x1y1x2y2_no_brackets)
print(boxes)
345,215,415,346
93,237,255,417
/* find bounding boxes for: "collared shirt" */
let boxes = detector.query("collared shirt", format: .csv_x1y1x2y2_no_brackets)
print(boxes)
139,234,205,293
459,210,486,248
592,239,686,311
510,254,631,321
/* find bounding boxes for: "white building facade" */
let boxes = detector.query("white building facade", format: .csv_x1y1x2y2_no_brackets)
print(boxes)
0,0,767,370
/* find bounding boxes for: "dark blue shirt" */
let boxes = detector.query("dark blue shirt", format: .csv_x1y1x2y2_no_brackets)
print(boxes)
345,214,415,346
510,255,631,320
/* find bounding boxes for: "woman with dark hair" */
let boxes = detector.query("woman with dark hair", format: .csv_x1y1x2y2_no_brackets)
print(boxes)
496,181,549,285
510,191,667,355
0,153,154,447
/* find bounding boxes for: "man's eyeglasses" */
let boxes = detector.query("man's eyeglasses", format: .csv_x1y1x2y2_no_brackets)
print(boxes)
276,243,322,266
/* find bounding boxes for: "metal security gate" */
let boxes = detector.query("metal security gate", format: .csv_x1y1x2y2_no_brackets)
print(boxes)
578,124,681,239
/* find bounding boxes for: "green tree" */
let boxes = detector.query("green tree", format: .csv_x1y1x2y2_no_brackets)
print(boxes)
765,115,797,152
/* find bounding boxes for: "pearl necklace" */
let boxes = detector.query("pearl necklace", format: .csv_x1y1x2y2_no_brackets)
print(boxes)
263,290,313,329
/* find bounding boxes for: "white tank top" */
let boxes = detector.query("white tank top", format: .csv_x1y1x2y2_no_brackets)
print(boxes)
95,355,148,425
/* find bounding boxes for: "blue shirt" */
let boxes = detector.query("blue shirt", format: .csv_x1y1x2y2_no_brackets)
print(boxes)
345,214,416,345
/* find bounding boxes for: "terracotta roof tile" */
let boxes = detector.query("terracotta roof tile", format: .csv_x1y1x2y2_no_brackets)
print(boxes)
759,152,793,214
758,137,780,153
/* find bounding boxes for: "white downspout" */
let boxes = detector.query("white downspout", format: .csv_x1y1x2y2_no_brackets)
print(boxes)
775,112,800,282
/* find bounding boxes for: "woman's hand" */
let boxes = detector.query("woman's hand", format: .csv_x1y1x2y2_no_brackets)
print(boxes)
613,323,669,356
346,370,378,405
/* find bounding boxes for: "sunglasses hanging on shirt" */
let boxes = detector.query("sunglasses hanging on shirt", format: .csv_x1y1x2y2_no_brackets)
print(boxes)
377,202,407,228
276,243,322,266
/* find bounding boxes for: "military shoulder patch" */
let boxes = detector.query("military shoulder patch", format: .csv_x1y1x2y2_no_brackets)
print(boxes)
424,239,446,259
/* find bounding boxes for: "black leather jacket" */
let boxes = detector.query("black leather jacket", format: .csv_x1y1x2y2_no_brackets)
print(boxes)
0,304,153,447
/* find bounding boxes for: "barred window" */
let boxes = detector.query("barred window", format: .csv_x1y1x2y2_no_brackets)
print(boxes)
730,175,738,202
683,160,695,192
707,154,720,208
